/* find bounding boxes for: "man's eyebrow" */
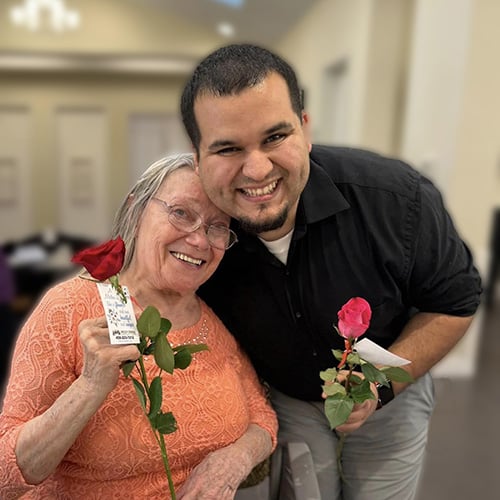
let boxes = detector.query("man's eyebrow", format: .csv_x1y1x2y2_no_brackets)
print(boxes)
207,121,294,151
264,121,294,135
207,139,236,151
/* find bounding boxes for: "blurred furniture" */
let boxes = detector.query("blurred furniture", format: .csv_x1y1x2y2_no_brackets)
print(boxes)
236,442,321,500
4,232,96,317
0,232,96,393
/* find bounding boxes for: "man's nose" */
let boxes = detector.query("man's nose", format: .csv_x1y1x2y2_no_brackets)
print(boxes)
241,150,273,181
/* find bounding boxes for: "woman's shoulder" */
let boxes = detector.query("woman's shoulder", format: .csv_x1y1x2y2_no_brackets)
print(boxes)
44,273,98,300
32,274,103,321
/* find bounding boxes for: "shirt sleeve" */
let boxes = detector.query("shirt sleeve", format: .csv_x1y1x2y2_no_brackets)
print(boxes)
0,281,80,498
407,176,482,315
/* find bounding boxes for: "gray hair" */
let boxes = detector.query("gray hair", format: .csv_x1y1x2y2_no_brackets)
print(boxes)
111,153,195,270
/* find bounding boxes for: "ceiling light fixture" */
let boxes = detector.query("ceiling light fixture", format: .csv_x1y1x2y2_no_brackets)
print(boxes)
216,22,235,38
10,0,80,32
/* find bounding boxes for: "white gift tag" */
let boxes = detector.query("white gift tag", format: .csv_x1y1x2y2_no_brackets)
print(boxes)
355,338,410,366
96,282,141,345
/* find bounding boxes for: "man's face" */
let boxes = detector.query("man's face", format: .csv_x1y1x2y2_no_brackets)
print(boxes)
194,72,312,241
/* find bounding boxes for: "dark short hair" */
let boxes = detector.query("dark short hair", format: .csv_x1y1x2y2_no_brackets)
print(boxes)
181,43,303,153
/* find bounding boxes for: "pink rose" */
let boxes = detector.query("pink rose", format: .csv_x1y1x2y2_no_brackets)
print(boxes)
337,297,372,339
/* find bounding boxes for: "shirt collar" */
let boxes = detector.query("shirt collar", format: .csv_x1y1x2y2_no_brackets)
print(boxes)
299,157,350,225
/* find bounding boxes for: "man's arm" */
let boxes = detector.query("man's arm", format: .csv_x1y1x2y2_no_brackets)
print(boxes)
388,311,474,395
335,311,474,434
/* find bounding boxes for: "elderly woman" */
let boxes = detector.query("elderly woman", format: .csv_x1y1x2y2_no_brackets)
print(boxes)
0,153,277,499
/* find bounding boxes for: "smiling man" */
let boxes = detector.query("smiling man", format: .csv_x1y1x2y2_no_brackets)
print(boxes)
181,44,482,499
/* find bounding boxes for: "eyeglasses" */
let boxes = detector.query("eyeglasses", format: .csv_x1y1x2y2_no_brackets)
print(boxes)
151,197,238,250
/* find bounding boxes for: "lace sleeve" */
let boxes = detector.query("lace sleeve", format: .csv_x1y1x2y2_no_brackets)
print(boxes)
0,278,98,498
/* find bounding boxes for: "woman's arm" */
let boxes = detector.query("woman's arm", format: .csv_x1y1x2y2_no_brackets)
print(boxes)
15,317,139,485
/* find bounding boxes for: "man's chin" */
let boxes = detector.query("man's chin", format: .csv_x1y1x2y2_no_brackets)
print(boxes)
238,211,288,235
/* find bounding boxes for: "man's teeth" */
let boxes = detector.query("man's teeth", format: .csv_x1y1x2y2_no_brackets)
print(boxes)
172,252,203,266
242,180,278,197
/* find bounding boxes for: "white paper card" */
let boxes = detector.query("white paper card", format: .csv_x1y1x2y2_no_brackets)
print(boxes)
96,282,140,345
355,338,410,366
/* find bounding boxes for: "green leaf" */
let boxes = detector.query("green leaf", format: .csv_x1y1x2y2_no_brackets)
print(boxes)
348,373,363,385
381,366,414,383
138,337,148,355
361,362,389,385
346,352,361,365
148,376,162,417
121,360,135,378
319,367,338,382
154,332,175,374
153,411,178,435
174,348,192,370
159,317,172,335
349,379,376,403
173,343,209,354
136,306,161,338
324,395,354,429
322,381,346,397
131,378,147,412
332,349,344,362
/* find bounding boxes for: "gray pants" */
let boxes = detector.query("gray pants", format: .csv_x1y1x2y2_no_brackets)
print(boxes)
270,373,435,500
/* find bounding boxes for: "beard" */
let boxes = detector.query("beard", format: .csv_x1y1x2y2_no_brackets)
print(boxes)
238,205,289,235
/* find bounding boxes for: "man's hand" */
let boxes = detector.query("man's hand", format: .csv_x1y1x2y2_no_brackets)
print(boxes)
322,369,378,433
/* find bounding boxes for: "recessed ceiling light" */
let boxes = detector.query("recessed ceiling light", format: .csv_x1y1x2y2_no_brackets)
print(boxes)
217,22,235,38
9,0,80,32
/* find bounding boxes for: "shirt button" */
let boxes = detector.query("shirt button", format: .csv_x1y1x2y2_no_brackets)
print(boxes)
295,311,302,318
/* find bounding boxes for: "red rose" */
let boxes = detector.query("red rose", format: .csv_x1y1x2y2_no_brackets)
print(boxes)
337,297,372,339
71,237,125,281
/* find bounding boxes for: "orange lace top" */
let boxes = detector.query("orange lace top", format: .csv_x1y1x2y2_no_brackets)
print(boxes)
0,277,277,499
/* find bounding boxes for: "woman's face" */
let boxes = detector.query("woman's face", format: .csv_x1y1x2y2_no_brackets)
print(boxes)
131,168,230,296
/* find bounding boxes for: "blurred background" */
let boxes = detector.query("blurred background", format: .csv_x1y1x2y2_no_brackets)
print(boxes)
0,1,499,498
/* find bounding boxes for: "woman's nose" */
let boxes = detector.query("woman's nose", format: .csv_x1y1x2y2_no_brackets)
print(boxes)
184,225,211,250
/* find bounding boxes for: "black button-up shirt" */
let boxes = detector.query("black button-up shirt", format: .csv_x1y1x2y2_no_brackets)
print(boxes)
198,145,482,401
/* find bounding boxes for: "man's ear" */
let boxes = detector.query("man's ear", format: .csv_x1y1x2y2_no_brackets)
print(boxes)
302,111,313,153
127,193,134,206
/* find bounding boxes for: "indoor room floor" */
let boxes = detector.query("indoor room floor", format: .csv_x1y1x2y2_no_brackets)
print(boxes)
416,297,500,500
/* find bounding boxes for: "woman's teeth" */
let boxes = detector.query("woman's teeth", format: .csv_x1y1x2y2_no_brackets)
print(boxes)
171,252,203,266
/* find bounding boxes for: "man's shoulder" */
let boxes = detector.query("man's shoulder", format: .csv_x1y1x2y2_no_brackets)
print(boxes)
310,144,421,198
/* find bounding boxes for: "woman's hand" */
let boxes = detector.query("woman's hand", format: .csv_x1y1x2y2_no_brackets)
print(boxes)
177,423,272,499
177,446,249,499
79,316,140,396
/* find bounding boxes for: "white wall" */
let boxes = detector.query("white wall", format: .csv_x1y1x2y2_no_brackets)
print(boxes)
400,0,473,197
